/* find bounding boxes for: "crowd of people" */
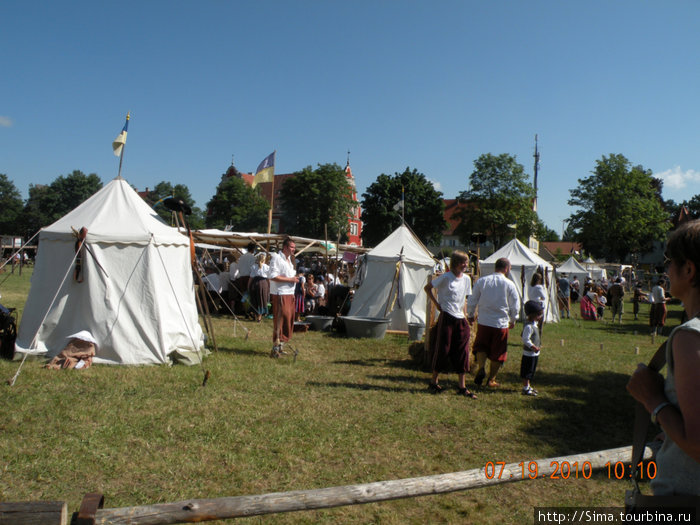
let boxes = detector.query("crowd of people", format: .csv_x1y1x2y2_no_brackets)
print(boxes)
425,224,700,501
199,239,356,356
556,270,670,332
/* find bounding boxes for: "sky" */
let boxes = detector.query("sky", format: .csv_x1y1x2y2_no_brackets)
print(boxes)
3,1,700,237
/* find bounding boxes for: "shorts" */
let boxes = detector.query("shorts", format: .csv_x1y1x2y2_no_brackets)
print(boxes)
431,312,470,374
472,324,509,363
520,354,539,380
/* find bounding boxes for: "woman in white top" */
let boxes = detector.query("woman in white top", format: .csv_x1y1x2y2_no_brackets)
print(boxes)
424,250,476,398
248,252,270,322
528,272,547,330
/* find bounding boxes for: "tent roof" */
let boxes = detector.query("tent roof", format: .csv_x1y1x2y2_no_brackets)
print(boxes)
556,256,588,274
188,229,368,256
367,225,435,266
482,238,552,269
41,176,188,245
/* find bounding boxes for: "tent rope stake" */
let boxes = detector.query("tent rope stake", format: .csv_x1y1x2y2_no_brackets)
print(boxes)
7,247,82,387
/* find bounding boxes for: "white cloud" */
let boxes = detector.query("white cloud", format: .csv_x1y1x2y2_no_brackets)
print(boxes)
429,179,442,192
0,116,13,127
654,166,700,190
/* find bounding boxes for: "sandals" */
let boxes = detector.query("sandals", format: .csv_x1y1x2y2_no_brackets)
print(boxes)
457,387,478,399
427,382,444,394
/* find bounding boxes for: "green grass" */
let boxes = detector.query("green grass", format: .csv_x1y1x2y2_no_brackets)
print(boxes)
0,270,677,524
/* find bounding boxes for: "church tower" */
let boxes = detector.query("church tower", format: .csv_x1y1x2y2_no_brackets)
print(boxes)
345,153,363,246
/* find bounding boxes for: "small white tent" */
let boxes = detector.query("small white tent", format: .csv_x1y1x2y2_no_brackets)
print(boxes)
348,225,434,331
556,256,589,282
479,238,559,322
16,177,205,365
583,256,607,282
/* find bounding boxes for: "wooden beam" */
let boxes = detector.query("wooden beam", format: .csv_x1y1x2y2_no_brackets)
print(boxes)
0,501,68,525
92,445,652,524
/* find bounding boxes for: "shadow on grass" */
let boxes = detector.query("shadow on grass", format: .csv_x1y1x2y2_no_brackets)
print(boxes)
513,368,641,454
305,380,424,393
332,358,422,372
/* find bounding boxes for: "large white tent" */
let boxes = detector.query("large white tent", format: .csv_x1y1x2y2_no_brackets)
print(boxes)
348,225,434,331
479,238,559,322
15,177,205,365
556,256,589,282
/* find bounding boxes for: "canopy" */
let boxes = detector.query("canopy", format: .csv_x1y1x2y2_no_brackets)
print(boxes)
479,238,559,322
349,225,435,331
16,177,205,365
556,256,589,281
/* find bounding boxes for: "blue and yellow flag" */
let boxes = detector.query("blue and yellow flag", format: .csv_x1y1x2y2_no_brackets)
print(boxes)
112,114,129,157
252,151,275,188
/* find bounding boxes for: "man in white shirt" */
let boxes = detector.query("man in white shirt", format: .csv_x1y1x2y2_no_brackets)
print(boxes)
269,238,299,357
232,242,256,315
467,257,520,388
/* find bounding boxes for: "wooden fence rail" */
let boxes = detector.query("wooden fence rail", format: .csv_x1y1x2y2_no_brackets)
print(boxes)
0,445,653,525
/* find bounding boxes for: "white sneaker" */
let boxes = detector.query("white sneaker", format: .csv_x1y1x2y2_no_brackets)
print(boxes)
522,386,538,396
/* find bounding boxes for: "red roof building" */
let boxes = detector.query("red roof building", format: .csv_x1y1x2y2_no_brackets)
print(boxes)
234,162,363,245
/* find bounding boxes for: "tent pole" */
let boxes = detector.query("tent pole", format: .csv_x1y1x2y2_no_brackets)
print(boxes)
195,271,218,352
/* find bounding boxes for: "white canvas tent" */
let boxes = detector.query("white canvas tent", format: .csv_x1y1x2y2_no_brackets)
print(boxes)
15,177,205,365
556,256,589,282
348,225,434,331
479,238,559,322
583,256,607,282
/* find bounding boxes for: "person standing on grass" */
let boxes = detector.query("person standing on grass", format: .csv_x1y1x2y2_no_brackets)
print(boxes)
467,257,520,388
627,219,700,497
557,273,571,319
650,278,667,335
528,271,547,332
269,238,299,357
521,300,543,396
633,281,645,320
424,250,476,398
607,277,625,323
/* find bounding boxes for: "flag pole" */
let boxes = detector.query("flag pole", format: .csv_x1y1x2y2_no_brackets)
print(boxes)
266,150,276,234
402,185,405,225
116,112,130,179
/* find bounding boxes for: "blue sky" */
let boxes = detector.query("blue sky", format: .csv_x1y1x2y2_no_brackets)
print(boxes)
3,1,700,237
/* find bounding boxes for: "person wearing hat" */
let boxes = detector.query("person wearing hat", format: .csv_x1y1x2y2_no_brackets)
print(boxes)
521,300,544,396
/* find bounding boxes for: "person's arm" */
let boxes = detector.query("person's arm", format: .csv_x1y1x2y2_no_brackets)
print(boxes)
508,284,520,328
269,258,297,284
424,281,442,312
466,280,480,322
627,330,700,463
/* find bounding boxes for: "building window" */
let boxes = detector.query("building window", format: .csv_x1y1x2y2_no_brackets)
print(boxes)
349,222,358,236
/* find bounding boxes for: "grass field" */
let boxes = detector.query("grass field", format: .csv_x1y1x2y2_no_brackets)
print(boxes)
0,269,679,524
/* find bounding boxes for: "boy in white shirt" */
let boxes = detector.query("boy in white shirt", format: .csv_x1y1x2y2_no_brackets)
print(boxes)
521,300,544,396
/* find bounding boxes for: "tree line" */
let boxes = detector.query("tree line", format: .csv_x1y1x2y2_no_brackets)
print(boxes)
1,152,692,260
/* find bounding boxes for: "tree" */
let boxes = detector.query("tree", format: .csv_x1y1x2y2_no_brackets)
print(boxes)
0,174,23,234
535,220,560,242
280,163,355,242
567,154,669,261
145,181,204,229
19,170,102,235
205,167,269,231
687,195,700,219
562,223,577,242
455,153,537,248
361,167,445,247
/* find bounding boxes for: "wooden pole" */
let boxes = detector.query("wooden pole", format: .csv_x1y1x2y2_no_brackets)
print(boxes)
87,445,652,524
0,501,68,525
194,272,218,352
